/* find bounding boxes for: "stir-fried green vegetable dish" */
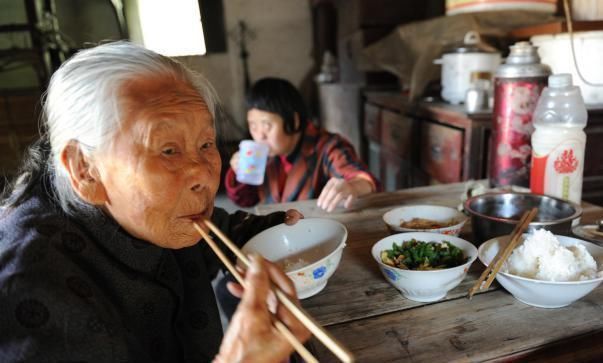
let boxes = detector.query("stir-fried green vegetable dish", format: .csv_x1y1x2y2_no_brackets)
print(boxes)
381,239,467,270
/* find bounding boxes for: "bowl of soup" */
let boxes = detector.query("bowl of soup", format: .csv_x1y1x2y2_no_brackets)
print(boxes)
242,218,347,299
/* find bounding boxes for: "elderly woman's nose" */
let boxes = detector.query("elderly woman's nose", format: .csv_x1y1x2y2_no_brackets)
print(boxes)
185,154,214,186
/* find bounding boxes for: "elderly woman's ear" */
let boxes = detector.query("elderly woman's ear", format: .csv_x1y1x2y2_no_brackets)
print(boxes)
60,140,108,205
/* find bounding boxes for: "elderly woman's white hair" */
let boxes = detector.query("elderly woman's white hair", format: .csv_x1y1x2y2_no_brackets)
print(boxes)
39,41,220,214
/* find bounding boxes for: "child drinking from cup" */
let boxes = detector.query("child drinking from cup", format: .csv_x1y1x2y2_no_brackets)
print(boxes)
225,77,379,212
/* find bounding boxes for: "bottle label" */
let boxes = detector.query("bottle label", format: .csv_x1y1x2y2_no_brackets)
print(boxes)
530,139,585,204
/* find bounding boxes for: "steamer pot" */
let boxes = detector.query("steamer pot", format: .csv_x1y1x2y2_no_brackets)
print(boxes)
434,32,501,105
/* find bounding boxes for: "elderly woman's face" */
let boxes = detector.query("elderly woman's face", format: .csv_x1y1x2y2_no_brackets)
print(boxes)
96,75,221,248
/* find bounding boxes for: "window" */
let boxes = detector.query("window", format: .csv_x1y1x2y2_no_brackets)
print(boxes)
137,0,206,56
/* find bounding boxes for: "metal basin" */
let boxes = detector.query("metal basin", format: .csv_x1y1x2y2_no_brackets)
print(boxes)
464,192,582,245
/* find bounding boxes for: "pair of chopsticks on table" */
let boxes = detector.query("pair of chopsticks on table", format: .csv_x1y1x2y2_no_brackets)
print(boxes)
468,207,538,299
193,220,355,363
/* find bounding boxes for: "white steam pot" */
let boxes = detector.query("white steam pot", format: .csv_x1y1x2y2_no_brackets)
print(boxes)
435,52,501,104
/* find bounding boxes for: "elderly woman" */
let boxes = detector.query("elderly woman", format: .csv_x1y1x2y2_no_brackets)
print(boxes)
0,42,308,362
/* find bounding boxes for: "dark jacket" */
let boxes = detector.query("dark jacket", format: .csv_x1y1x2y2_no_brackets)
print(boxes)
0,184,285,362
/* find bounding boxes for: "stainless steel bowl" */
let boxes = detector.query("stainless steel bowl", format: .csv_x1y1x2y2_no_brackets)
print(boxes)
464,192,582,244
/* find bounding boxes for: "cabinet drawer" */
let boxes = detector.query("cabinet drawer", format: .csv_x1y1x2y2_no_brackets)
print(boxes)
380,109,414,157
420,122,463,183
364,103,381,142
380,148,415,191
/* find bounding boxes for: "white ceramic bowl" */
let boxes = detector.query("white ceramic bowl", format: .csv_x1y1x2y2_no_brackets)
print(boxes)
383,205,468,236
371,232,477,302
242,218,347,299
478,234,603,308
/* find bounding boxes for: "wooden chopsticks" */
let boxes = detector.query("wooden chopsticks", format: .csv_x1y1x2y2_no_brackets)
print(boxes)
193,220,355,363
468,207,538,299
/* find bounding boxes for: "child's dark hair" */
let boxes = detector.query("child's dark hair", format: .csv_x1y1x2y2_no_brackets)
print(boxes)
245,77,307,134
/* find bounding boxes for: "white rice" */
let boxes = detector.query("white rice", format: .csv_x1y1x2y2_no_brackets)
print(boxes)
281,258,309,272
502,229,603,281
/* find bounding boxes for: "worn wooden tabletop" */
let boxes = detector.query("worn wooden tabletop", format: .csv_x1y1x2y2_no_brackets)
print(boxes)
255,181,603,363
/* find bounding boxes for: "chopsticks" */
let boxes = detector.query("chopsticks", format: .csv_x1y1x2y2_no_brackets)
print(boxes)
468,207,538,299
193,220,355,363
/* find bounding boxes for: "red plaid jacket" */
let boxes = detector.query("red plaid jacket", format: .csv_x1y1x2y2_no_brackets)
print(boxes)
225,122,380,207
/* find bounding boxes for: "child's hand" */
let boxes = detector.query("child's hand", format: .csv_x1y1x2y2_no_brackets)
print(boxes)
317,176,374,212
230,151,240,174
284,209,303,225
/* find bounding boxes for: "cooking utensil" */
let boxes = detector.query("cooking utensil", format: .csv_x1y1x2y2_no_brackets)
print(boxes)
464,192,582,244
434,31,501,104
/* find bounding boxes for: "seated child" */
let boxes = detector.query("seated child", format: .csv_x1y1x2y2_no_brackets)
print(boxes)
225,77,380,212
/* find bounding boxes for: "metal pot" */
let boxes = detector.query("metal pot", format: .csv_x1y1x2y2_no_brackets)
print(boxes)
464,192,582,245
434,31,501,104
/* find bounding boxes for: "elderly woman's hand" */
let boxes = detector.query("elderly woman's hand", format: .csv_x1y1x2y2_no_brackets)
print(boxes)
214,255,310,363
316,176,375,212
284,209,303,225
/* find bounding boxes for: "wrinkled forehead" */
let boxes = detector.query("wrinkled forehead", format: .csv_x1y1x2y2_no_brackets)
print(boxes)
118,74,211,128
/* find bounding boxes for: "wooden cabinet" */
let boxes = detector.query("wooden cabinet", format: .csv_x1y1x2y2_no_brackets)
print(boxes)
363,92,422,191
363,103,381,141
412,102,492,183
583,108,603,205
363,92,490,191
380,109,414,158
363,91,603,206
419,121,463,183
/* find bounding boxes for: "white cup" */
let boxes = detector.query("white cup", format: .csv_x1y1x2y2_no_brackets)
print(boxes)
236,140,269,185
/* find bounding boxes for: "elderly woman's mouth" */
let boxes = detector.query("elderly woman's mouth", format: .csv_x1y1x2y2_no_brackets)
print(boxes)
180,210,209,222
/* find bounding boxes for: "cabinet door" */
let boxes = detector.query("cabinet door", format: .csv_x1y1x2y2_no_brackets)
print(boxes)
364,103,381,142
583,111,603,205
420,122,463,183
368,140,382,182
380,109,414,158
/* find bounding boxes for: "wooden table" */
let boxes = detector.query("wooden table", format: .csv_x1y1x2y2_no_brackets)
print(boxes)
255,182,603,363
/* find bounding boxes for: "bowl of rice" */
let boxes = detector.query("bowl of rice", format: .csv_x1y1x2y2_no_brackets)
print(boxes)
242,218,347,299
382,205,468,236
478,229,603,308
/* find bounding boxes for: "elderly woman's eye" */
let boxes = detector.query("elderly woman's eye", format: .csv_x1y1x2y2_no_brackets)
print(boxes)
161,147,178,155
201,142,214,150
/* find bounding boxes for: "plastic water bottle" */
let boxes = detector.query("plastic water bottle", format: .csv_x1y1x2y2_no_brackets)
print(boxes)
530,74,588,204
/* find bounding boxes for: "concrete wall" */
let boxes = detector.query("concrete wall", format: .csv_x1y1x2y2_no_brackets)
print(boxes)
174,0,314,140
0,1,37,88
1,0,313,139
0,0,123,89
